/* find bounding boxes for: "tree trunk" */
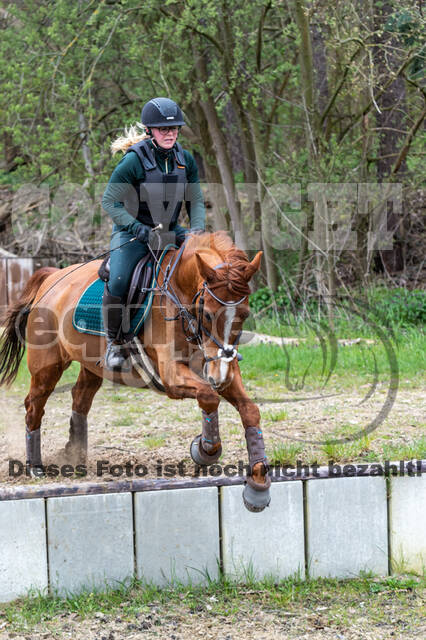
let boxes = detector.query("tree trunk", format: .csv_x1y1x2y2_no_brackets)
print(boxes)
191,38,249,249
373,0,406,274
292,0,335,323
191,102,230,232
78,112,95,187
249,109,279,290
292,0,317,295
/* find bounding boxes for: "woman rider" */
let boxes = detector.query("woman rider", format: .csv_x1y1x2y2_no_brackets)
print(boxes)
102,97,205,371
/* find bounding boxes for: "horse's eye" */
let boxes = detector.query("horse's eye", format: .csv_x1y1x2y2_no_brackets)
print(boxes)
204,312,213,324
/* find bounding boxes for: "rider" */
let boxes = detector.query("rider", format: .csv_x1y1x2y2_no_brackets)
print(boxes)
101,97,205,371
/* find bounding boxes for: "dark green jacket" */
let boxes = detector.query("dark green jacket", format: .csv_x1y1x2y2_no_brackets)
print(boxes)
102,139,205,235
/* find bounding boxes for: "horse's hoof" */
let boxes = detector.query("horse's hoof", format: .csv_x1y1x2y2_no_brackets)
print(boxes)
190,434,222,465
28,466,45,480
242,481,271,513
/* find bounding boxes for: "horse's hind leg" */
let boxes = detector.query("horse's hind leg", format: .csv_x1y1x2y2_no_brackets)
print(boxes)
65,366,102,463
24,363,65,471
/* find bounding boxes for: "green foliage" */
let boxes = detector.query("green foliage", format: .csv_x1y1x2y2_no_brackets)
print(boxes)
0,0,425,294
250,286,426,328
385,9,426,79
249,286,274,314
367,288,426,328
321,436,373,462
263,409,289,422
249,286,293,314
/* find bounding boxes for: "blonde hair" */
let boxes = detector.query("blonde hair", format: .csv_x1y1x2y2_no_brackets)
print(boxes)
110,123,150,155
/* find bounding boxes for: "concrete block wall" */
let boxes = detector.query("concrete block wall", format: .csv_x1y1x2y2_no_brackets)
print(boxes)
389,475,426,574
306,477,388,578
47,493,134,596
0,499,48,602
134,487,220,585
0,474,424,602
221,482,305,581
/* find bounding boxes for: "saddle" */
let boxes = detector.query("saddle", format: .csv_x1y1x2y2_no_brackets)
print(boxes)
96,254,166,392
98,254,153,320
73,244,175,338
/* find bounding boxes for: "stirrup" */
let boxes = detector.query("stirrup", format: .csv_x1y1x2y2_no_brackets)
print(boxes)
104,340,131,372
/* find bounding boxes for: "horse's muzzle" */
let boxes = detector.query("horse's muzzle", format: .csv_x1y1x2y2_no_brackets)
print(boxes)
207,376,222,391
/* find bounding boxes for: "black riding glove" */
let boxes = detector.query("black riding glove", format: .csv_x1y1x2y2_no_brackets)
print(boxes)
135,224,151,244
175,228,203,246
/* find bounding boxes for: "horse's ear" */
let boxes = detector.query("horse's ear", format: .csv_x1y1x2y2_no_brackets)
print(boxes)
195,253,216,282
244,251,263,281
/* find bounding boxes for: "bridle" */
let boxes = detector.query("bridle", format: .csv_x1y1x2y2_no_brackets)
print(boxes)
190,278,246,365
146,238,247,368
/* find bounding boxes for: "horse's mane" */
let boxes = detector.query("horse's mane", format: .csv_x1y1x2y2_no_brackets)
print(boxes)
185,231,252,297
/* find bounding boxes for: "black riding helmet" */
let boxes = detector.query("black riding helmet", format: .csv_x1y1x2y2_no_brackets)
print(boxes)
141,97,185,129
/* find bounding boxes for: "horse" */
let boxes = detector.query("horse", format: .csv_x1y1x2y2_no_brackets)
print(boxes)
0,231,271,511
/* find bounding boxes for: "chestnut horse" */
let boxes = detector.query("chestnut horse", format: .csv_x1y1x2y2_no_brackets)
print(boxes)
0,232,271,511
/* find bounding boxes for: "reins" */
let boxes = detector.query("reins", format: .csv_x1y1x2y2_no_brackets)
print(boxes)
145,236,246,365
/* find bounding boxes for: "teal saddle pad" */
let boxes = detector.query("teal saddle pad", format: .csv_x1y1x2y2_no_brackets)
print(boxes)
72,245,175,337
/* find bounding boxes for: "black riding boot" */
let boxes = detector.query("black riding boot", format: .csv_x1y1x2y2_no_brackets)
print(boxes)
102,287,131,372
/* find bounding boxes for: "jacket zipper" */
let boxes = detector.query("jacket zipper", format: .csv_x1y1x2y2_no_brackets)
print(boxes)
164,158,168,223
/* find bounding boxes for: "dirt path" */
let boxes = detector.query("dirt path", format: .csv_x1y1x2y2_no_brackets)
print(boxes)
0,373,424,485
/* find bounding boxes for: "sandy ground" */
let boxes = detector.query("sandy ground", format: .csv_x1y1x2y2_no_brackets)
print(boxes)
0,370,424,486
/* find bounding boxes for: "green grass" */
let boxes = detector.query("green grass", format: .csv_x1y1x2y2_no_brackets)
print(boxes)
321,435,374,461
263,408,289,422
239,327,425,390
1,574,424,632
110,393,125,403
112,416,134,427
144,435,166,449
268,441,304,465
364,435,426,462
4,326,424,394
228,424,241,435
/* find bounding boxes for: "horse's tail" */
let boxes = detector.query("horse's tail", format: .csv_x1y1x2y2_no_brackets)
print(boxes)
0,267,58,386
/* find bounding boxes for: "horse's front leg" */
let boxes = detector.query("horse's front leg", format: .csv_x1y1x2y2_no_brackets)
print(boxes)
219,361,271,512
156,357,223,465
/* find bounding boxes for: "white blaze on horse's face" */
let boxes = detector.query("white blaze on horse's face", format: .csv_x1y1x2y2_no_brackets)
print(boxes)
219,306,236,383
203,304,238,389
